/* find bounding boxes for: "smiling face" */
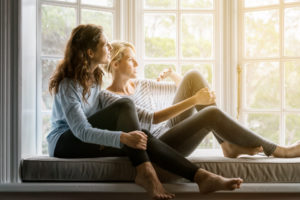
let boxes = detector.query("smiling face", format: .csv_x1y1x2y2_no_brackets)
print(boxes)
114,47,138,79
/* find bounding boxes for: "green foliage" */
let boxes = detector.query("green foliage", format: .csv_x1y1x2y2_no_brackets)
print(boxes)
247,113,280,144
144,0,176,8
181,0,213,9
245,62,280,109
145,37,175,57
181,15,213,58
285,62,300,109
245,10,279,58
42,5,76,56
144,64,175,80
286,114,300,145
284,7,300,57
81,9,113,40
181,64,212,86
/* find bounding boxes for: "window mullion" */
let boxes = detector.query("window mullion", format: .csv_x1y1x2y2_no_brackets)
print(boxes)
177,5,180,74
77,0,81,25
280,0,285,145
36,0,43,155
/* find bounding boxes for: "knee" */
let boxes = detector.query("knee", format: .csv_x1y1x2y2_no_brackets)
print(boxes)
202,106,222,120
184,69,205,81
114,97,135,110
182,69,207,86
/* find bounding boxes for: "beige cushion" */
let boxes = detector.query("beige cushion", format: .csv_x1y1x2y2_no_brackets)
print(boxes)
20,151,300,183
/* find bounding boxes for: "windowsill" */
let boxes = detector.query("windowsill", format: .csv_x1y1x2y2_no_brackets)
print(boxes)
1,183,300,193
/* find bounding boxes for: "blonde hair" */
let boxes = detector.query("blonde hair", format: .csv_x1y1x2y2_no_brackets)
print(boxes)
104,41,135,74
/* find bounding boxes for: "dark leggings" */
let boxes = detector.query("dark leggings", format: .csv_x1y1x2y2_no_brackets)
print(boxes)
160,106,277,157
54,98,198,181
159,70,277,157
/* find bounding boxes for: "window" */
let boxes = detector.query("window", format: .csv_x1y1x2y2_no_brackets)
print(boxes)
238,0,300,145
135,0,221,149
37,0,119,154
35,0,300,156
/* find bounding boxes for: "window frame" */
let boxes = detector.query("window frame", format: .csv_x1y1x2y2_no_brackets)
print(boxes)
134,0,223,149
237,0,300,146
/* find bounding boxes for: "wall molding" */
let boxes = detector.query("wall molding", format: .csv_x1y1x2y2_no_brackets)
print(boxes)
0,0,21,183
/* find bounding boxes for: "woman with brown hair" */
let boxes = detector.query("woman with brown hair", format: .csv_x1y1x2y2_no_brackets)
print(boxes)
47,24,242,200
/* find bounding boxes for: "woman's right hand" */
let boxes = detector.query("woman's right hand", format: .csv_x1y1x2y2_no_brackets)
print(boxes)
120,131,148,150
193,87,216,105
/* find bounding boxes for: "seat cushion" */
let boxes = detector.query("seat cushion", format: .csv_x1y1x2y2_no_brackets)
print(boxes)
20,151,300,183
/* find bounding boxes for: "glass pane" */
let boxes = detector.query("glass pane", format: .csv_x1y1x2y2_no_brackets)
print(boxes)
81,9,113,40
244,0,279,7
245,62,280,109
285,0,300,2
285,62,300,109
181,0,213,9
181,64,213,86
144,0,176,9
81,0,113,7
286,114,300,145
284,7,300,57
181,14,213,58
198,132,214,149
42,5,76,56
42,113,51,155
244,10,279,58
42,59,59,111
144,14,176,58
144,64,176,80
246,113,280,143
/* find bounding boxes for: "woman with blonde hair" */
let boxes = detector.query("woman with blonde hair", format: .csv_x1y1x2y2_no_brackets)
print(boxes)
47,24,242,200
101,40,300,159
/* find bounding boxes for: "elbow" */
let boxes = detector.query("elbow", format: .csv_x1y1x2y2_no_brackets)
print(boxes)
72,125,89,142
152,114,162,124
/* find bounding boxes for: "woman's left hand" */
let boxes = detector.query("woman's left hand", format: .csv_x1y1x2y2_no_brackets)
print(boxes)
193,87,216,105
157,68,173,82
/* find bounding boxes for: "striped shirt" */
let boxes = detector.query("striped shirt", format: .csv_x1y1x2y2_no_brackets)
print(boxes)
99,79,177,138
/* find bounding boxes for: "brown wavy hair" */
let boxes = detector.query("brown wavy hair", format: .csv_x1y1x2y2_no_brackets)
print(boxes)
49,24,104,102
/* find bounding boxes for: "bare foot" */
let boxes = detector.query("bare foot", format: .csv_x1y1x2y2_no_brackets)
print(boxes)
273,141,300,158
194,168,243,194
221,141,263,158
135,162,175,200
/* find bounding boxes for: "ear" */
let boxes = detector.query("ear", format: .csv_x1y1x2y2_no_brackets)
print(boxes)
87,49,94,59
112,60,119,69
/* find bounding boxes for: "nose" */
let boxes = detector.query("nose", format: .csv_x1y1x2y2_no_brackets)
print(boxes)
108,42,112,51
133,59,138,67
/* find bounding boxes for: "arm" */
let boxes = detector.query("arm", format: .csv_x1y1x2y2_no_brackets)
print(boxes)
157,68,182,87
153,87,216,124
59,83,123,148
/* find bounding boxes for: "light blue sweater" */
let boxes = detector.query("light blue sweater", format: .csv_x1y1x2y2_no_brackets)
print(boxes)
47,78,123,157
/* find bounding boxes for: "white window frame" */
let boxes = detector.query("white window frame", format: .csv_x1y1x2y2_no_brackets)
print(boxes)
133,0,225,149
237,0,300,146
31,0,240,156
33,0,236,153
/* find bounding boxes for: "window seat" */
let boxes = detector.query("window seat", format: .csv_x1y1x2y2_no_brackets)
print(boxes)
20,150,300,183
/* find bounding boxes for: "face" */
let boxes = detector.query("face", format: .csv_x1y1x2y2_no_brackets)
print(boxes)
115,48,138,79
90,34,112,66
